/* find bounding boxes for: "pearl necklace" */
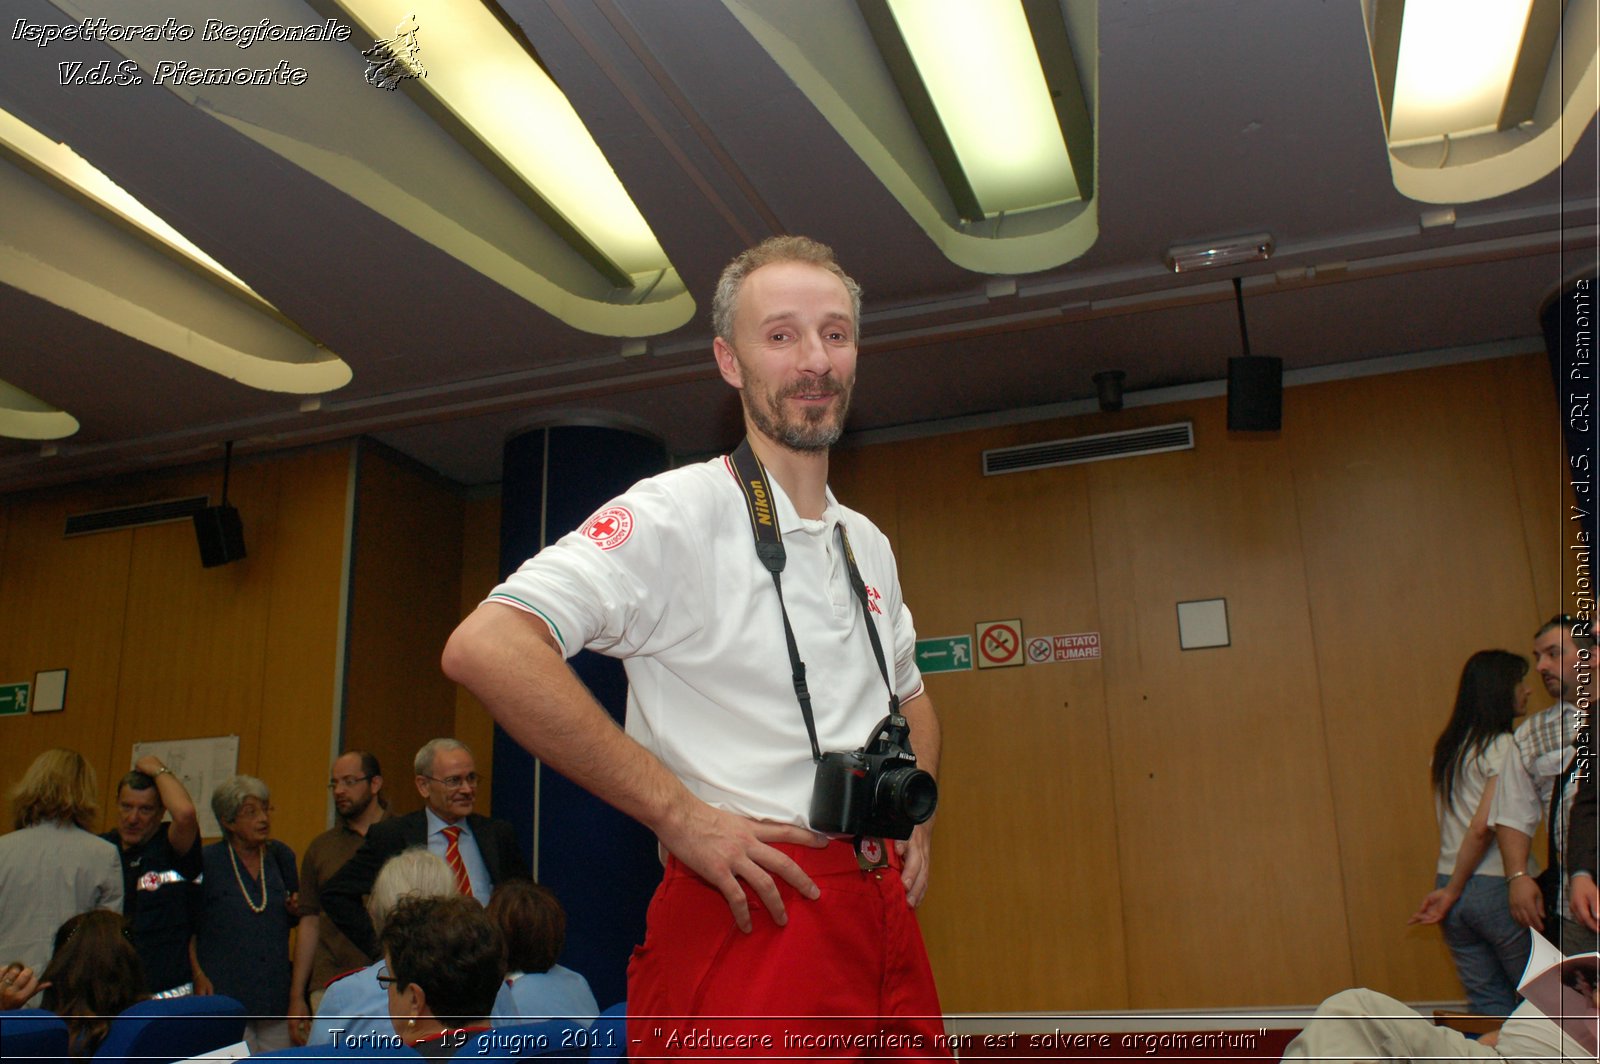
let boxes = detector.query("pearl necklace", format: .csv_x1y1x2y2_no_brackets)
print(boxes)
227,842,268,914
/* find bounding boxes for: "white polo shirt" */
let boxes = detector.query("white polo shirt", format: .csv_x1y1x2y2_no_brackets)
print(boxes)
486,456,925,827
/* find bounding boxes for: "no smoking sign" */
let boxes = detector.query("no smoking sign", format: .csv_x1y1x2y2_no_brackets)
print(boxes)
975,619,1024,669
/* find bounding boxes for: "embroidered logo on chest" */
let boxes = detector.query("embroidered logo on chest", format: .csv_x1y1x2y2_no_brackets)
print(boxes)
581,506,634,551
865,584,883,615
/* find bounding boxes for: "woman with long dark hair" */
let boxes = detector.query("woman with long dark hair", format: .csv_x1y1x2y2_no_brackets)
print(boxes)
1409,649,1532,1014
41,910,148,1056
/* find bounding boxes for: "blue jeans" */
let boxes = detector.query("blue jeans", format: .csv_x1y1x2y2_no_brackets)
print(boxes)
1438,873,1531,1015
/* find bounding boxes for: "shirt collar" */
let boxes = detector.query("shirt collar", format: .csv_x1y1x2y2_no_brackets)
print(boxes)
763,468,840,535
341,806,388,836
424,807,470,837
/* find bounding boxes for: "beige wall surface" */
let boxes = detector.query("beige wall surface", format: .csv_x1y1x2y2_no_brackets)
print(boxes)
829,351,1573,1012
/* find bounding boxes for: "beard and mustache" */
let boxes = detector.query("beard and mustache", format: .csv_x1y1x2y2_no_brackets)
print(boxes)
741,373,854,454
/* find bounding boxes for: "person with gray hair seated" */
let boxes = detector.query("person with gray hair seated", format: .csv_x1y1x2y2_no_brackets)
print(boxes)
309,848,456,1047
192,775,298,1053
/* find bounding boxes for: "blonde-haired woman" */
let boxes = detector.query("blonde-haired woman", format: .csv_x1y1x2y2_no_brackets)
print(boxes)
0,749,123,982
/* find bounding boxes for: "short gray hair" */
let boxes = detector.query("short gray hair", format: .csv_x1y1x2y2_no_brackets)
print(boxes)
711,235,862,345
414,738,471,778
210,775,269,830
368,848,456,936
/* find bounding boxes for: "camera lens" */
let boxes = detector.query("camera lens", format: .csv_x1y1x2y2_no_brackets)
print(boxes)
878,767,937,824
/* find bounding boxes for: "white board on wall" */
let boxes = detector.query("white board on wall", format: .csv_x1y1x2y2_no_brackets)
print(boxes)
130,736,240,839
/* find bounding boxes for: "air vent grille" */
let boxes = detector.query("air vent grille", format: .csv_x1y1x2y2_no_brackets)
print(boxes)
983,421,1195,476
64,497,209,537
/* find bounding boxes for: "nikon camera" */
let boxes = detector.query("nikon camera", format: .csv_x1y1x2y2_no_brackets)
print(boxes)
809,714,938,839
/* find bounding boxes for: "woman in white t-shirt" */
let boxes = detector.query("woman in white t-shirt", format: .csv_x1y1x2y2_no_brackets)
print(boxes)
1409,650,1533,1015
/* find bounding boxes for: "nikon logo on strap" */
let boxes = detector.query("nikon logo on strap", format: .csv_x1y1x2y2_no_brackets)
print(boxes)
747,477,773,527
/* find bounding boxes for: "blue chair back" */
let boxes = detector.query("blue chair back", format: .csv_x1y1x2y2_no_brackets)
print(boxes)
588,1002,626,1062
465,1019,589,1059
2,1008,69,1064
93,995,247,1064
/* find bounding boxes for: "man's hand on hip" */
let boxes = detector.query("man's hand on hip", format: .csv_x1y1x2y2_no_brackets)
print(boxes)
657,799,827,934
895,822,933,908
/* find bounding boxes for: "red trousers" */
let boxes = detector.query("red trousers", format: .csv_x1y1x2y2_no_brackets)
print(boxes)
627,839,950,1060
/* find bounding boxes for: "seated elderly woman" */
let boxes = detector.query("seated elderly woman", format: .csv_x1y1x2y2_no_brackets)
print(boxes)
486,880,598,1026
192,775,299,1054
310,849,456,1047
381,895,506,1058
41,909,149,1056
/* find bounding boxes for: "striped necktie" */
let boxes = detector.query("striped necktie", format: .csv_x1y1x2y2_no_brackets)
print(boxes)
441,825,472,897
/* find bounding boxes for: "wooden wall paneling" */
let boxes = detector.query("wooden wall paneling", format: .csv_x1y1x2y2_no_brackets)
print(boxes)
343,445,466,818
838,431,1129,1012
1288,360,1546,1000
111,463,280,835
0,488,134,826
455,494,501,811
255,446,356,853
1088,399,1355,1008
829,438,907,544
1494,353,1583,618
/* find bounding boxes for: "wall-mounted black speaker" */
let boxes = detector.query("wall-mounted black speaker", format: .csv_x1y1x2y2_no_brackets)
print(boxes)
194,505,246,567
1227,355,1283,431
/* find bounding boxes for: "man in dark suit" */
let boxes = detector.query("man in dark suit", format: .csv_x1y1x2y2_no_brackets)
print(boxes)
321,738,528,958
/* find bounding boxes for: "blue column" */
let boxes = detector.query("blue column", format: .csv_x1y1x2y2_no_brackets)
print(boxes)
491,424,668,1011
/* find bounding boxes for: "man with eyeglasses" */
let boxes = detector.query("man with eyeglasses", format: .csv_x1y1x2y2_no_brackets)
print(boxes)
321,738,528,960
1494,614,1598,955
100,754,200,997
284,751,388,1043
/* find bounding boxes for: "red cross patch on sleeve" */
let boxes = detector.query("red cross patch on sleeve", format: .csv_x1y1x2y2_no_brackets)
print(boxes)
581,505,634,551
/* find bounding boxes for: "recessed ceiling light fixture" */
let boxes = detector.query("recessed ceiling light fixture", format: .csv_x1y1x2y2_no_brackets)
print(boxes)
1164,234,1274,274
0,106,270,309
0,379,78,441
333,0,673,289
0,105,351,412
1372,0,1550,147
859,0,1092,221
1363,0,1596,201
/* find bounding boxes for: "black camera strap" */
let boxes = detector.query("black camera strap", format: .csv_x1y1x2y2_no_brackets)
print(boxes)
729,438,900,764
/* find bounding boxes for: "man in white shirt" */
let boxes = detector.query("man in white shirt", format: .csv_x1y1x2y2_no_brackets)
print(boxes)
1493,614,1596,955
444,236,946,1058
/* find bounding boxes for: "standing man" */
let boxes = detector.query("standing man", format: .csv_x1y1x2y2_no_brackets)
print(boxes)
320,739,527,958
1494,614,1597,954
102,755,200,996
287,751,388,1042
443,236,946,1056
